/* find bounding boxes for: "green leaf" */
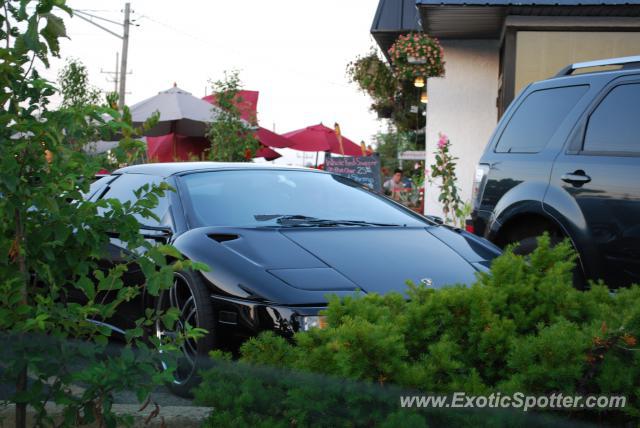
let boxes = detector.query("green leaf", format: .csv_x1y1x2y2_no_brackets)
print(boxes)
158,244,181,259
40,13,67,57
75,276,96,301
22,15,41,52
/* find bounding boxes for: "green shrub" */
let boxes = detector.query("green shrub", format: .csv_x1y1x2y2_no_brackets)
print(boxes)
195,235,640,426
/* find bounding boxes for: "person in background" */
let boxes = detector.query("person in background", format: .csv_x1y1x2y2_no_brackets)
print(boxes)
384,168,411,200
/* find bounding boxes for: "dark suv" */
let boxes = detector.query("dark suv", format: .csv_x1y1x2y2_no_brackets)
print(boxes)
471,55,640,289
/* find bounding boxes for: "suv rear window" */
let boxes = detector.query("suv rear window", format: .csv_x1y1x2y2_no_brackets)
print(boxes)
583,83,640,154
495,85,588,153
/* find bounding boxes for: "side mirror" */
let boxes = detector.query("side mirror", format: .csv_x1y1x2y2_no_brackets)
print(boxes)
139,225,173,243
425,215,444,225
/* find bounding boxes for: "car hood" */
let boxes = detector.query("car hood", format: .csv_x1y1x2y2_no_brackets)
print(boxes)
174,225,496,303
275,227,479,294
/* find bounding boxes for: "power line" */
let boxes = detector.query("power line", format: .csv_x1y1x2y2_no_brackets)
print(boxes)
71,3,134,108
74,9,123,27
135,14,351,89
72,9,122,39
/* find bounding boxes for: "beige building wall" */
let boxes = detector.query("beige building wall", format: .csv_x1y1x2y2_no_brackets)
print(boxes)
515,31,640,95
424,40,500,219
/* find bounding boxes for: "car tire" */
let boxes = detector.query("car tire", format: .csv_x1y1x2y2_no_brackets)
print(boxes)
512,234,586,289
512,236,548,256
155,270,217,398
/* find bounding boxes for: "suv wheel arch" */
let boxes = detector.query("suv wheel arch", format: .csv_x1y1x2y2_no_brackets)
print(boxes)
494,213,564,248
493,212,587,287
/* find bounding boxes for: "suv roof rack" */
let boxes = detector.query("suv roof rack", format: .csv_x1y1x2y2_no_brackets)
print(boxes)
555,55,640,77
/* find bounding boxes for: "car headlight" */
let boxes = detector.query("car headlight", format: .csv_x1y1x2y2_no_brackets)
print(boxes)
297,315,327,332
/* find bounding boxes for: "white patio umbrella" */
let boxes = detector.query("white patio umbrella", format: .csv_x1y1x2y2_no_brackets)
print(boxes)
130,84,223,137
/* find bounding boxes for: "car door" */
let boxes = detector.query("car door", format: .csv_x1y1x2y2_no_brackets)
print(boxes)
474,83,590,239
94,173,174,329
548,77,640,288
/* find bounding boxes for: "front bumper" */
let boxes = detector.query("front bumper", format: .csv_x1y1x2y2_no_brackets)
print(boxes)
210,294,325,338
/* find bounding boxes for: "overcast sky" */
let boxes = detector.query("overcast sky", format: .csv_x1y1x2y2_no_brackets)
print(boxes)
42,0,385,165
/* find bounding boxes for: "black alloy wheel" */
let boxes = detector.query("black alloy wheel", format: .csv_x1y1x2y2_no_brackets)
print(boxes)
155,270,216,397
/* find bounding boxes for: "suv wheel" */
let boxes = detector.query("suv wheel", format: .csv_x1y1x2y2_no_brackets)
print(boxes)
510,232,586,289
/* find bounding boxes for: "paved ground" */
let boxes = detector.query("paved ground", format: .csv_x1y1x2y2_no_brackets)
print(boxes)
0,337,212,426
113,385,195,408
1,374,210,427
0,403,212,427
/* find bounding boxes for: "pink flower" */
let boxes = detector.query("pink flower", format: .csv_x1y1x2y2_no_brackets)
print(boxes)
438,133,449,149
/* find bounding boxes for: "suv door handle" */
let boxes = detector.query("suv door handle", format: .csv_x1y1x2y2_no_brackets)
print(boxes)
561,171,591,186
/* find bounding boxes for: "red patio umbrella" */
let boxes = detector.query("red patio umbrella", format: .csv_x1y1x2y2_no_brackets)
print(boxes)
202,92,294,150
283,124,363,156
255,145,281,161
146,133,281,162
203,90,259,123
256,127,293,149
147,133,210,162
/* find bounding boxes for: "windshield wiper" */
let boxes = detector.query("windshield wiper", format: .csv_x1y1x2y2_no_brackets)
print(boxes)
254,214,318,222
318,219,402,227
254,214,401,227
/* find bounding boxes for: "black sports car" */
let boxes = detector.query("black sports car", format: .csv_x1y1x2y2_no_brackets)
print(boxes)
86,162,500,396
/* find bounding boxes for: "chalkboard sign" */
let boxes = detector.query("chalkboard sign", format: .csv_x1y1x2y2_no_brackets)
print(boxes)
325,154,382,193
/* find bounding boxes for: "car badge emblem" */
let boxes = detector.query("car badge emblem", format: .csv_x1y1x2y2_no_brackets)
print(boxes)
420,278,433,287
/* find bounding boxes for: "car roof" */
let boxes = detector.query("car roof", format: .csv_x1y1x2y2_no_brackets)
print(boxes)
517,66,640,96
113,162,319,177
547,66,640,84
538,56,640,87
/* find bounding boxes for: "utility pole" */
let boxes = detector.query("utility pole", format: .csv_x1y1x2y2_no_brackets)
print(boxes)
114,51,120,93
73,3,134,109
100,52,120,93
119,2,131,109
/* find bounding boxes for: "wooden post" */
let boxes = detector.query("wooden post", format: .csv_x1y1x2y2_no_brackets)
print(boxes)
334,123,344,155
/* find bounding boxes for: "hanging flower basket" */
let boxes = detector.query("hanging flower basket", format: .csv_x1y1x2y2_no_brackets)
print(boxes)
372,102,393,119
346,52,397,104
388,33,445,81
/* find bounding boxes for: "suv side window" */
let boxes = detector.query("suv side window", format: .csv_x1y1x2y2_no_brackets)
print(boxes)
100,174,171,227
495,85,589,153
583,83,640,154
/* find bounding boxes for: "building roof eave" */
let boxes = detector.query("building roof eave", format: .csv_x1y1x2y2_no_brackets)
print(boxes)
371,0,422,57
417,2,640,39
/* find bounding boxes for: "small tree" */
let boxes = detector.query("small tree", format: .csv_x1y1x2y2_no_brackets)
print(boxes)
58,57,102,108
206,71,260,162
429,133,467,226
0,2,200,427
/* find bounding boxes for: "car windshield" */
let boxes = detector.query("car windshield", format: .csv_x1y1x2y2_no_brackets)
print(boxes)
180,170,427,228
